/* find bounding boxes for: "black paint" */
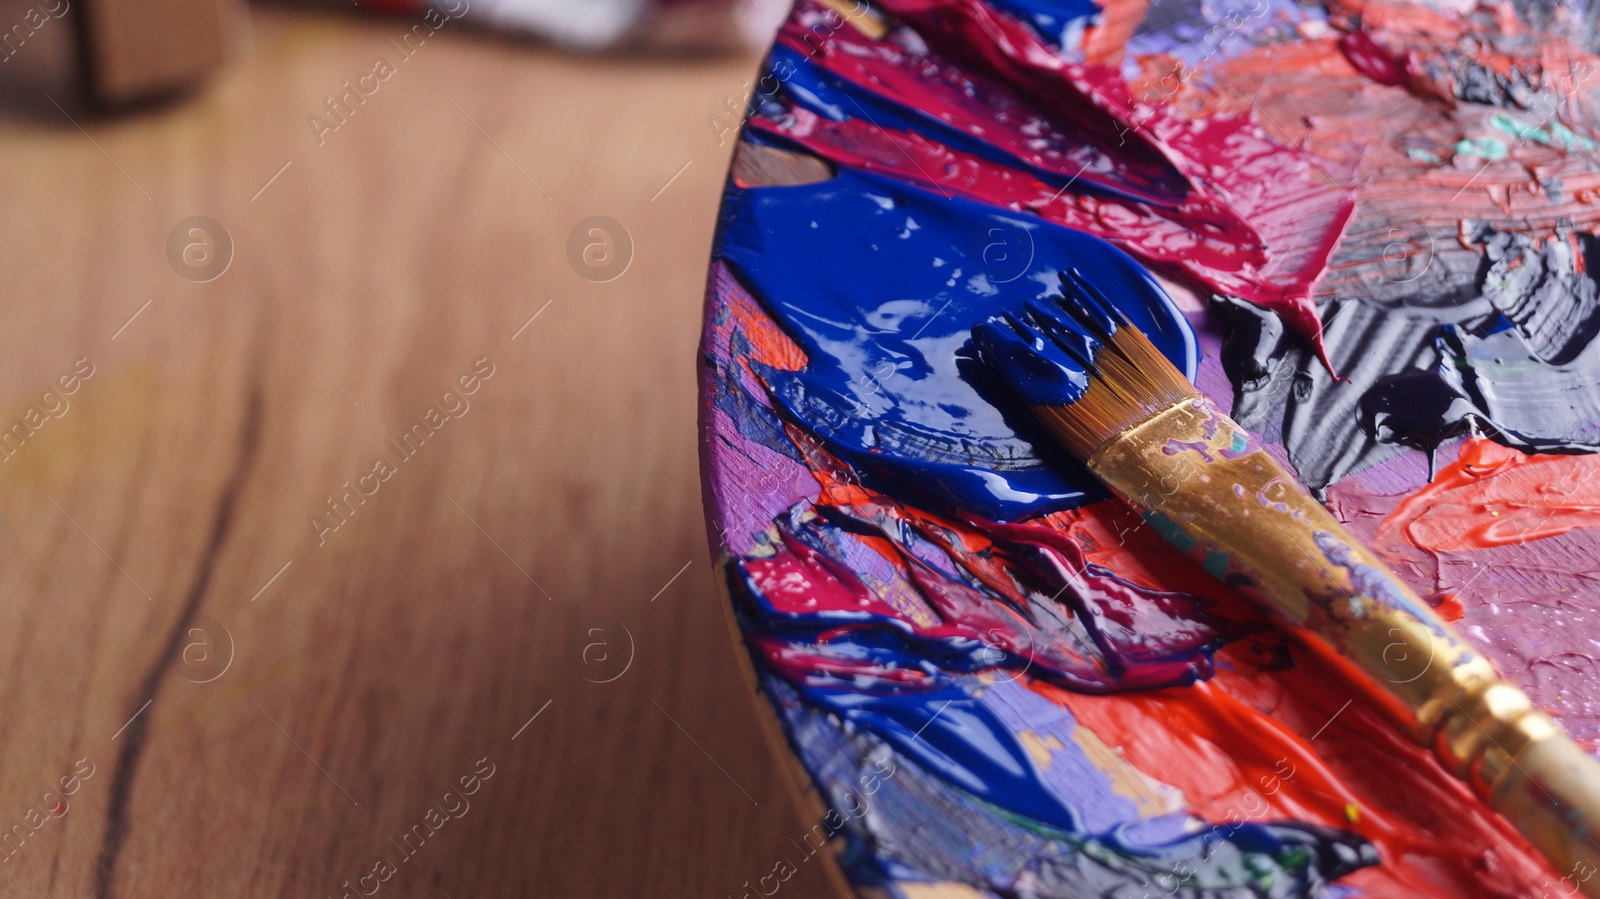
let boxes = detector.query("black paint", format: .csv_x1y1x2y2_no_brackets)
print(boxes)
1217,227,1600,490
1478,229,1600,365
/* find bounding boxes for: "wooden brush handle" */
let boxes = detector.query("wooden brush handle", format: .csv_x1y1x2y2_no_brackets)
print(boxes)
1069,395,1600,893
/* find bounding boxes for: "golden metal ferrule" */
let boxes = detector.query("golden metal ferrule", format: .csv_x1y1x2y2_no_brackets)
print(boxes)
1045,395,1600,893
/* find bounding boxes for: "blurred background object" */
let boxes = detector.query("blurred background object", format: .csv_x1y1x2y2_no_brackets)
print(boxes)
0,1,829,897
52,0,785,110
295,0,790,54
74,0,244,105
458,0,791,52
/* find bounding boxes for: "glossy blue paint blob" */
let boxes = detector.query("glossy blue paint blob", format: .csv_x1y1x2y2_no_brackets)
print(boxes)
716,167,1197,520
984,0,1102,47
971,313,1094,406
971,271,1165,406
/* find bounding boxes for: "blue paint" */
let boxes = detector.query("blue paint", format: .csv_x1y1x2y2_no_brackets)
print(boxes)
984,0,1102,47
970,316,1092,406
716,167,1197,520
968,275,1145,406
709,329,806,463
742,592,1379,896
765,647,1376,884
742,505,1229,692
811,683,1085,830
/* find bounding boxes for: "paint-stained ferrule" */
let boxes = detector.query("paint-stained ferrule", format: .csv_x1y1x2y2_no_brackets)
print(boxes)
1053,393,1600,891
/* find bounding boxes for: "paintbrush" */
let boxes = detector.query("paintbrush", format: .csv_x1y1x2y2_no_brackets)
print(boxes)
971,269,1600,894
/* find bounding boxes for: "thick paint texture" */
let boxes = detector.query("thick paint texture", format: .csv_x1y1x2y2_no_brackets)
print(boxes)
1379,438,1600,552
703,260,1572,893
697,0,1600,896
753,0,1354,363
1327,461,1600,746
766,676,1373,899
1220,231,1600,490
970,316,1095,406
1190,0,1600,487
717,167,1197,520
729,502,1381,896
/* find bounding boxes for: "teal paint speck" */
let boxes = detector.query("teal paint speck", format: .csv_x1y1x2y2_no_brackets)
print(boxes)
1551,122,1597,151
1145,511,1197,554
1490,112,1550,144
1487,112,1598,151
1454,136,1508,160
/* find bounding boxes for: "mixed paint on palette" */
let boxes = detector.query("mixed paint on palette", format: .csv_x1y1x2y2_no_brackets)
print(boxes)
699,0,1600,896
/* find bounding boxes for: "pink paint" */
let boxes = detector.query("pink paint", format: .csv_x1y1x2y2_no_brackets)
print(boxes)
766,0,1353,367
1338,29,1409,86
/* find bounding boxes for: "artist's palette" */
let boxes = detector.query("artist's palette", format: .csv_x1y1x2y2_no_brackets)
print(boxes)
700,1,1600,896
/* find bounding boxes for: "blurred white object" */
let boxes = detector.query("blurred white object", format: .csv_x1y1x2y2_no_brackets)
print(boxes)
471,0,790,52
475,0,647,50
733,0,791,53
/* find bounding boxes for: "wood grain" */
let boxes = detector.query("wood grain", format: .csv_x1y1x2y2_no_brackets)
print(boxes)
0,7,834,897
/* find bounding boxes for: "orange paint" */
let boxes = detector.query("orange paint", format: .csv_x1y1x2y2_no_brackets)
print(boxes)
706,2,1600,892
727,288,808,372
771,407,1568,893
1379,438,1600,552
1432,592,1465,622
1080,0,1148,66
1035,640,1557,897
786,463,1563,892
784,423,875,507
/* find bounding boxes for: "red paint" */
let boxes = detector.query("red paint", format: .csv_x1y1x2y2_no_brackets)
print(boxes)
716,3,1600,892
1037,641,1558,897
874,0,1349,364
752,106,1272,302
1432,591,1465,622
1338,30,1409,87
764,0,1353,367
753,467,1565,889
744,530,907,619
764,415,1568,890
726,292,808,372
1379,439,1600,552
774,496,1234,691
730,363,1569,893
982,514,1230,671
1045,501,1264,622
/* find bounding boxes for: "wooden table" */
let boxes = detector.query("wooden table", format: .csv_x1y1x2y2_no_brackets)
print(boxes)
0,6,834,896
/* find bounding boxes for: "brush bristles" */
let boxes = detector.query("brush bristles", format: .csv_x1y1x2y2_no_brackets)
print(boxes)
1036,325,1200,460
